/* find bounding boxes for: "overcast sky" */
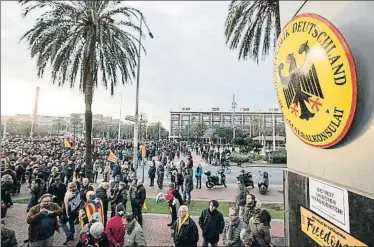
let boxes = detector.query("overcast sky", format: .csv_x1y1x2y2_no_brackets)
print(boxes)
1,1,301,128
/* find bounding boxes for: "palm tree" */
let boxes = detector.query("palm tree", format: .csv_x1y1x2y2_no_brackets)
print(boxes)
19,0,148,181
224,0,281,63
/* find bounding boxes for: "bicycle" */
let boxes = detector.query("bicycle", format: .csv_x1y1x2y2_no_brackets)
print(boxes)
217,163,231,175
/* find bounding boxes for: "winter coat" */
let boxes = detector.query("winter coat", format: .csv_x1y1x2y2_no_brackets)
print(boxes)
27,187,42,211
222,218,247,247
148,166,156,178
184,175,193,193
105,216,125,247
1,225,18,247
195,167,203,177
135,185,146,206
26,203,63,242
47,183,66,204
173,216,199,247
198,208,224,244
124,221,147,247
96,187,109,211
249,217,272,247
243,200,262,225
235,185,246,207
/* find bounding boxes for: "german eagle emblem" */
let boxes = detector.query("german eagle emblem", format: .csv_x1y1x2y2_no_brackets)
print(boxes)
278,41,324,121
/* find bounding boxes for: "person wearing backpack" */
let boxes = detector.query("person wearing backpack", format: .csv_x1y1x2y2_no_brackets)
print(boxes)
198,200,225,247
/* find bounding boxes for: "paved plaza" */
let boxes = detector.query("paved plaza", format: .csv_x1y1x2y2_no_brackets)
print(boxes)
4,204,284,246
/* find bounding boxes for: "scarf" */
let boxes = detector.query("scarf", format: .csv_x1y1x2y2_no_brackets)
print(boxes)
226,218,240,241
178,214,189,233
126,220,136,235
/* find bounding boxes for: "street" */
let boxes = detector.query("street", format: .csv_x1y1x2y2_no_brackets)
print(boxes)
137,153,285,186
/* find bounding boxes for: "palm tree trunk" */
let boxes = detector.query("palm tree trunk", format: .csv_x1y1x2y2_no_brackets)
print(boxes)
84,72,94,182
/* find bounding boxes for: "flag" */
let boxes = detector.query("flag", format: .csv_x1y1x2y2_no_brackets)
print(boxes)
64,139,71,148
142,202,147,211
107,150,118,163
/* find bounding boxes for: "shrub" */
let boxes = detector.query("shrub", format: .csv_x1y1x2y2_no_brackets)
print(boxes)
269,149,287,163
228,153,253,163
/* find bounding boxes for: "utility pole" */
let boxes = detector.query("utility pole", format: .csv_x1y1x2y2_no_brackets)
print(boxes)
30,87,40,138
232,94,237,147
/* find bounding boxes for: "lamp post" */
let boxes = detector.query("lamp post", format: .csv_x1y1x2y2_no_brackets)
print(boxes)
232,94,237,149
133,15,154,170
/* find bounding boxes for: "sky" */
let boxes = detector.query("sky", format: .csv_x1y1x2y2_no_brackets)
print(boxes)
1,1,302,129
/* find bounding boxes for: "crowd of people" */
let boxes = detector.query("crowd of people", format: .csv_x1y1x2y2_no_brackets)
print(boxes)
1,137,274,247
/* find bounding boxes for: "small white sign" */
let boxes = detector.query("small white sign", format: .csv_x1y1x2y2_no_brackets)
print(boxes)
309,178,350,232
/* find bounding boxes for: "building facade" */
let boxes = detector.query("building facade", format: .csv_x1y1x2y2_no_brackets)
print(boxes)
169,107,285,139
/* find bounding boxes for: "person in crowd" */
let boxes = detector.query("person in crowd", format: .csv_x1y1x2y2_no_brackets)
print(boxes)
1,174,14,209
93,160,101,183
78,222,110,247
166,183,176,226
26,194,63,247
27,178,43,212
134,179,146,227
240,228,254,247
170,189,184,228
172,205,199,247
244,193,262,226
80,178,94,203
1,220,18,247
198,200,225,247
176,170,184,193
235,180,246,219
105,204,126,247
123,213,147,247
222,207,247,247
79,191,104,228
103,163,111,182
96,182,110,226
183,169,193,205
148,160,156,187
249,210,272,247
195,164,203,189
110,175,121,197
156,162,165,189
47,176,66,207
61,182,82,245
110,181,128,218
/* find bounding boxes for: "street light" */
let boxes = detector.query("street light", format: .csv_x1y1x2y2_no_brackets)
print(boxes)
133,14,154,170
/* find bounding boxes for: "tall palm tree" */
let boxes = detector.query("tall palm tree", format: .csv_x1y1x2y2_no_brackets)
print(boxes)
224,0,281,64
19,0,148,181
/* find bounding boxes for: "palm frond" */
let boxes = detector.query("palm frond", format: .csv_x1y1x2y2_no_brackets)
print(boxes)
224,0,280,64
20,0,147,95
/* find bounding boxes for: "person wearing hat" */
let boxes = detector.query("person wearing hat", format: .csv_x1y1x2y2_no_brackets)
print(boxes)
105,205,126,247
123,214,147,247
26,193,63,247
